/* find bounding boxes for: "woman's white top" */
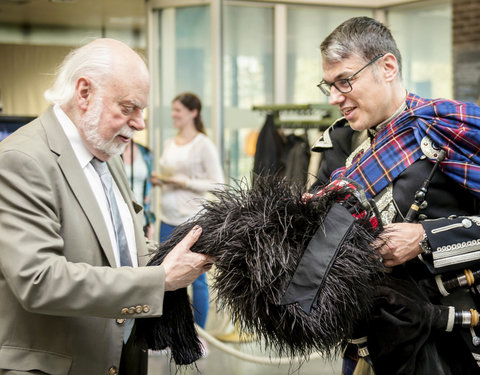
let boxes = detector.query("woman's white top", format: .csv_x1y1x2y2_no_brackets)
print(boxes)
159,133,224,226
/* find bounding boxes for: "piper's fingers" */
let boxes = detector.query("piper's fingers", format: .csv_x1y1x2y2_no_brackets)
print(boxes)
301,193,314,202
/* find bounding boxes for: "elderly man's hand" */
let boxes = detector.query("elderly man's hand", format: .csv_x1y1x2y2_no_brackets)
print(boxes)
376,223,424,267
162,225,214,291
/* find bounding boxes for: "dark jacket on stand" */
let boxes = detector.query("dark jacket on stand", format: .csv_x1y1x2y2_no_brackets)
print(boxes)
253,113,286,180
253,114,311,187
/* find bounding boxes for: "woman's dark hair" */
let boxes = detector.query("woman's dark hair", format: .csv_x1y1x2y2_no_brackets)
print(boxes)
173,92,206,134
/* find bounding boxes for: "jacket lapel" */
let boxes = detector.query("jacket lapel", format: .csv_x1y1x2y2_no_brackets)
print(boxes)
40,108,118,268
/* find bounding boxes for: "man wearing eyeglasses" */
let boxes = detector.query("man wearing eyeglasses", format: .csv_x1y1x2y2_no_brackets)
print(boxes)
313,16,480,375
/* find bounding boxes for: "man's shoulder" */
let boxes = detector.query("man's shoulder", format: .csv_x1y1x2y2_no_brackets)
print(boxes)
0,116,45,151
311,117,353,152
0,110,62,163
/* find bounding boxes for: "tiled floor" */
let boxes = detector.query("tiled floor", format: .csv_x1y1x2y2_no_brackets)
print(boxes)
148,335,342,375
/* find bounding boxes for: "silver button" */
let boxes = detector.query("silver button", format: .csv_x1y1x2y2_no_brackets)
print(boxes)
462,219,472,228
473,336,480,347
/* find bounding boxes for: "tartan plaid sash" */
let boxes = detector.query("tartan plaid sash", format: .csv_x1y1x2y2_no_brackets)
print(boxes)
331,93,480,199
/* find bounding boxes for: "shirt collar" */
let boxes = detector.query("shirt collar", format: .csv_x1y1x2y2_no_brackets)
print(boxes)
53,104,94,168
369,94,408,137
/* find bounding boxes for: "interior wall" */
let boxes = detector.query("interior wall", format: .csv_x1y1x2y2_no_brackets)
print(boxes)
452,0,480,104
0,23,146,118
0,44,72,116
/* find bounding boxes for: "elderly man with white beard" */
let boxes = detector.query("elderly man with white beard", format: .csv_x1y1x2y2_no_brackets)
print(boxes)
0,38,214,375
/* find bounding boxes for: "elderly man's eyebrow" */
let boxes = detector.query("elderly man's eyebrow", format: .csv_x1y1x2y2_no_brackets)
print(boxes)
120,100,146,111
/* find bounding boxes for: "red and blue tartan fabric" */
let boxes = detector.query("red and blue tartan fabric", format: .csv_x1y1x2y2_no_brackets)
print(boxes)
316,178,381,230
331,93,480,199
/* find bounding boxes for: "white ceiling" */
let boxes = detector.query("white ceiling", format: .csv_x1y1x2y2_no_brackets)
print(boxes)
0,0,430,31
0,0,146,30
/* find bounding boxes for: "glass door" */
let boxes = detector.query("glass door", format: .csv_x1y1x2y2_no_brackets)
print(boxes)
146,1,219,166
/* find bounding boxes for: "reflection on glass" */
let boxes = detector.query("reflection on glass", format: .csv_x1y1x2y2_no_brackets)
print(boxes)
388,1,451,99
223,4,274,182
287,6,373,104
175,6,211,106
224,5,274,109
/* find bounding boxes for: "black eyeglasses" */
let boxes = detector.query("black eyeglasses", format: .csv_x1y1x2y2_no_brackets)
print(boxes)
317,54,384,96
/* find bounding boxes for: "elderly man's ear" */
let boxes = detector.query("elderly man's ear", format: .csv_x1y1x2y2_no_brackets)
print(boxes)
75,77,93,111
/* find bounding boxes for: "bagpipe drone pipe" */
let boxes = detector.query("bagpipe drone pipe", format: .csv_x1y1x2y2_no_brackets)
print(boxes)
133,176,480,372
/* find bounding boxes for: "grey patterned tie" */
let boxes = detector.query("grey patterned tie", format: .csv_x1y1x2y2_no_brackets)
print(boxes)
91,158,133,267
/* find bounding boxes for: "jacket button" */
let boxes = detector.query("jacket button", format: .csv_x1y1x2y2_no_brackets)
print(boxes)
120,308,128,315
135,305,143,314
462,218,472,228
143,305,150,313
128,307,136,314
116,318,125,325
108,366,119,375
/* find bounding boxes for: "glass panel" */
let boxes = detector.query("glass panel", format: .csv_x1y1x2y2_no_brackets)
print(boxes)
224,5,274,109
287,6,374,105
389,1,452,99
155,5,211,150
175,6,212,106
223,4,274,182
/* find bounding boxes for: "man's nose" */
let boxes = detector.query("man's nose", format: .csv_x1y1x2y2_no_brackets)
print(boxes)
129,111,146,131
328,86,345,106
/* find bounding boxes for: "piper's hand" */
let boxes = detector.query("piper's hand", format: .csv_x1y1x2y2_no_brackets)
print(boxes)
301,192,314,202
162,225,214,291
376,223,424,267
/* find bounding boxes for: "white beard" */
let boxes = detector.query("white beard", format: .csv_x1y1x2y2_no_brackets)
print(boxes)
81,97,134,157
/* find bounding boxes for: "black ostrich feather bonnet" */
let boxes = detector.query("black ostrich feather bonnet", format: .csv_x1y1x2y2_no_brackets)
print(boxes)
134,176,384,365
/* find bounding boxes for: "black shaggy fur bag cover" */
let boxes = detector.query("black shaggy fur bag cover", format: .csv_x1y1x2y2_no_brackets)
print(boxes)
134,176,384,365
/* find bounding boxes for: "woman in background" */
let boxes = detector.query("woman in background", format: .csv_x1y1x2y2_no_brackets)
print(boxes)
152,92,224,354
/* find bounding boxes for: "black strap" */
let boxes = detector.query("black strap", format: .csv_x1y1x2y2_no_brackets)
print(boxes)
279,203,355,314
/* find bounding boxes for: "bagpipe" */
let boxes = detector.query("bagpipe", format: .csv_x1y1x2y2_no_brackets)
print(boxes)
134,175,480,373
134,176,383,364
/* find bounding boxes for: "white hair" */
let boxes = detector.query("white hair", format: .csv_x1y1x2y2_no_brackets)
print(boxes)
44,40,113,105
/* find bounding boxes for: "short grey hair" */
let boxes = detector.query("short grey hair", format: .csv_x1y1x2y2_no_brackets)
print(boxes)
44,40,113,105
320,17,403,79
